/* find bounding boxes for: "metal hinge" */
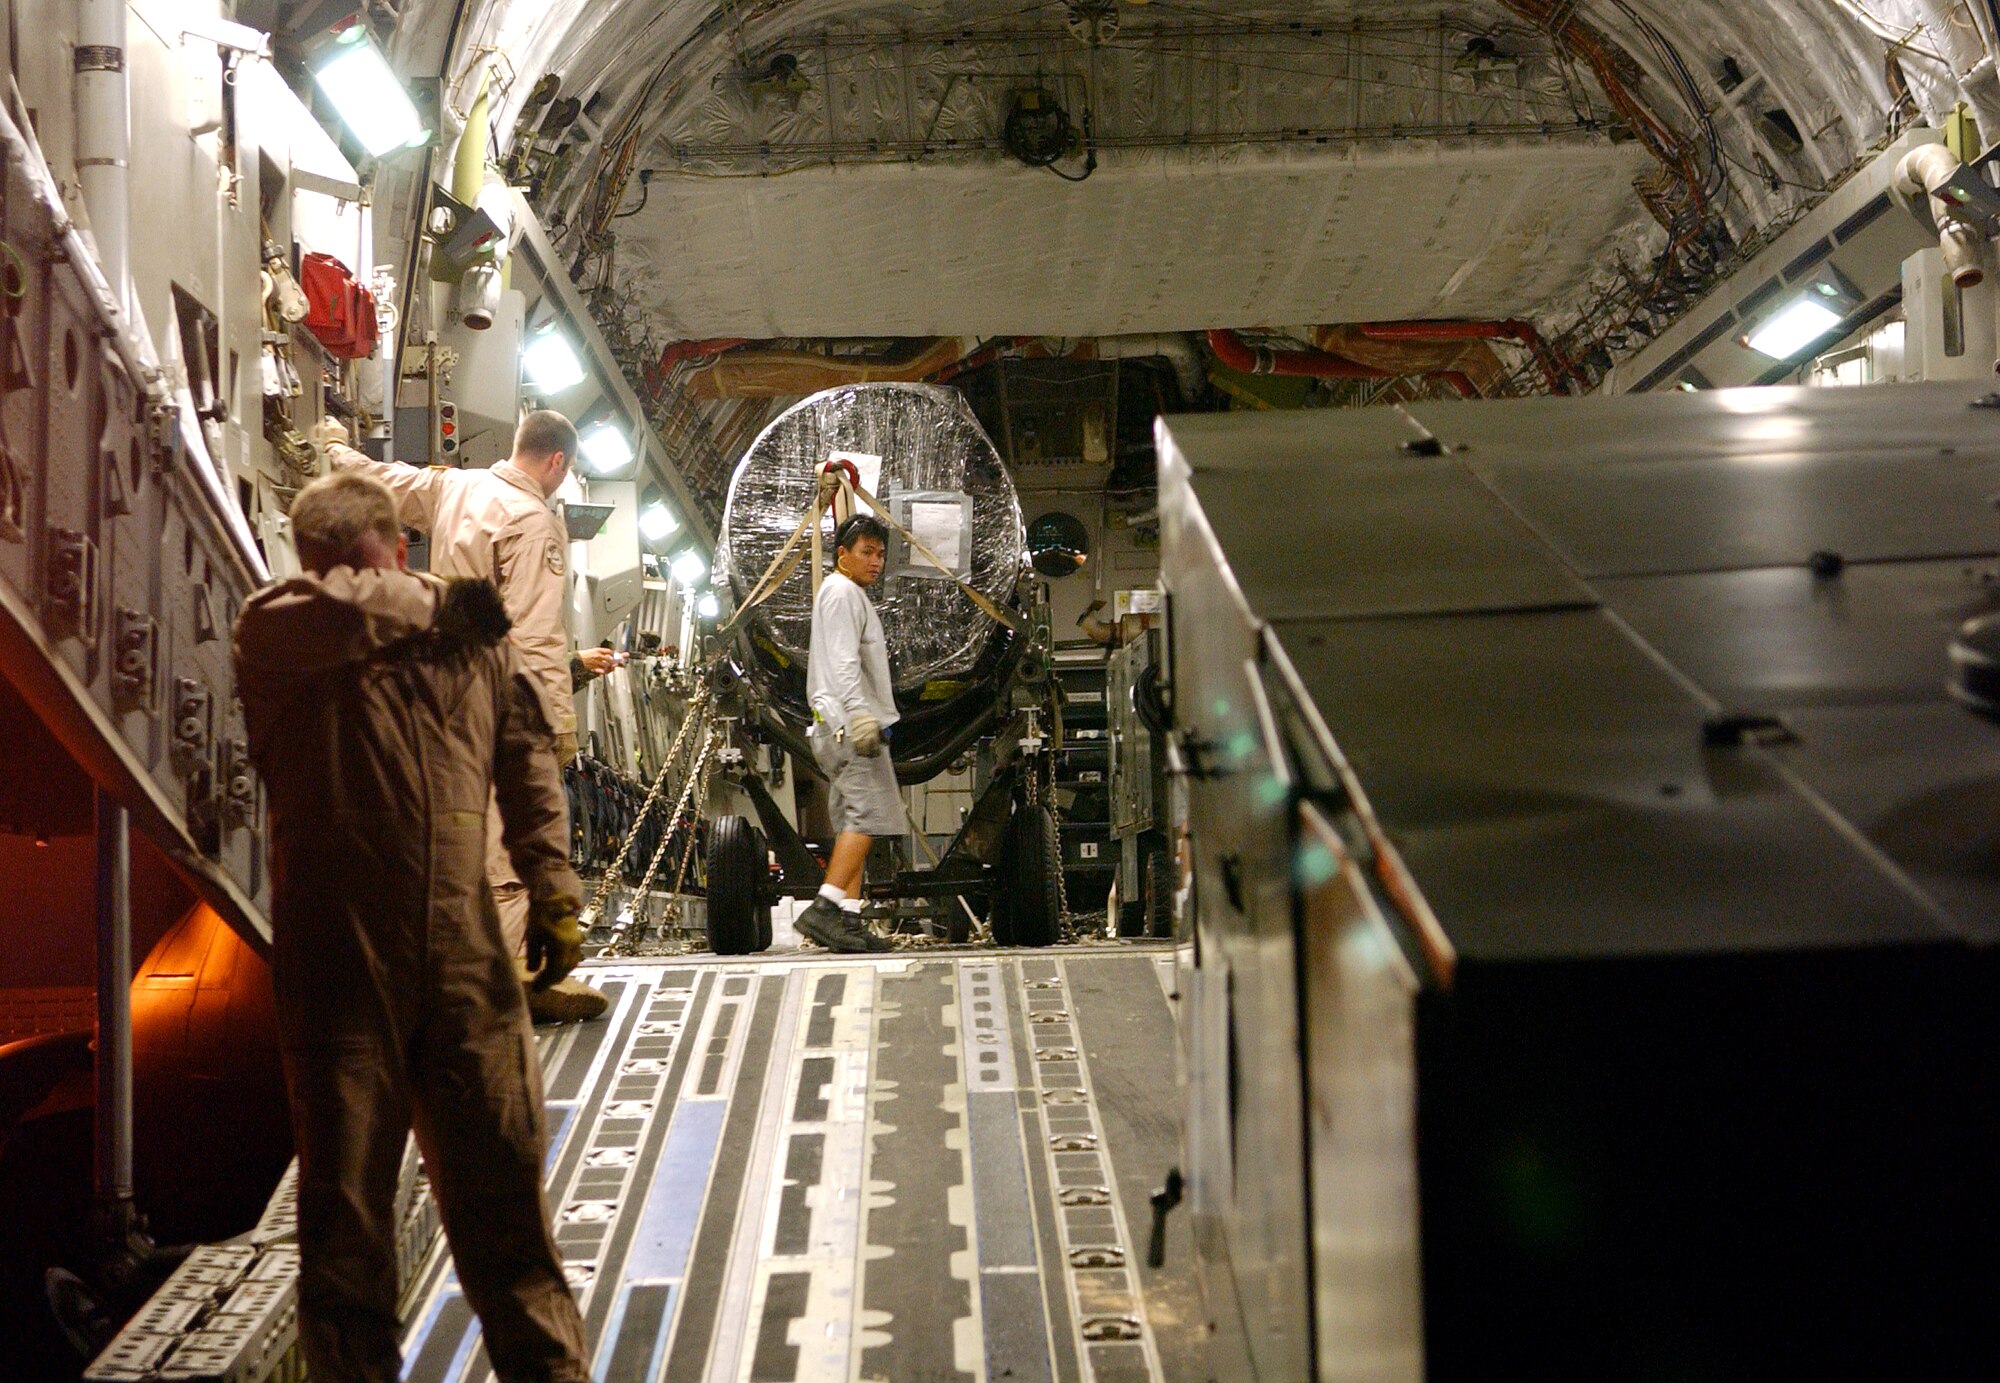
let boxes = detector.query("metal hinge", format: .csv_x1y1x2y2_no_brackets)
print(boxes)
46,528,100,648
113,608,158,712
147,402,179,475
222,738,257,828
171,677,211,775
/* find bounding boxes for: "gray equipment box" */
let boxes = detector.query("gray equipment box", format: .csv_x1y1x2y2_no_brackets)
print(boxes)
1160,382,2000,1382
1108,626,1172,936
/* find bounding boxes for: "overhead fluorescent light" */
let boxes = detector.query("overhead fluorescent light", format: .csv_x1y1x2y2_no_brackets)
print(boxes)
522,327,586,392
638,502,680,543
1745,296,1844,360
696,592,721,620
669,550,706,586
579,421,634,475
311,38,429,157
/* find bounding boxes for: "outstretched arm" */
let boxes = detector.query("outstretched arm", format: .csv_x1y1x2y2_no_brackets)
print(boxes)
323,438,451,531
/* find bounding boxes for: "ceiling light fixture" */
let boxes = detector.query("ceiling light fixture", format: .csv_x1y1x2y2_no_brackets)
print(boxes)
1744,296,1844,360
696,592,721,620
522,326,586,392
311,32,429,157
669,550,706,586
638,502,680,544
579,421,635,476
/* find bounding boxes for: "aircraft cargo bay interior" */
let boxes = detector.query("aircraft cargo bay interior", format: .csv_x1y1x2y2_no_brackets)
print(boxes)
2,3,1999,1382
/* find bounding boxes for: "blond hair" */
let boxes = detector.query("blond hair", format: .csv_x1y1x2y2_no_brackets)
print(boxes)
290,471,399,572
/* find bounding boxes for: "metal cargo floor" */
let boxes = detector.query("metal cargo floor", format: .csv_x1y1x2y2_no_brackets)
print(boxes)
398,945,1200,1383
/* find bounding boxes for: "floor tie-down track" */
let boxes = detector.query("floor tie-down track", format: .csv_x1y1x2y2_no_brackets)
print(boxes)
400,948,1200,1383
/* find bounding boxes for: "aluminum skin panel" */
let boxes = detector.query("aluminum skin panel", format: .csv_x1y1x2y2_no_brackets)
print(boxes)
0,97,271,947
0,143,51,603
1155,426,1315,1383
40,266,105,690
1144,409,1591,621
1271,607,1964,960
1296,803,1423,1383
1107,634,1156,840
1406,384,2000,576
1758,700,2000,940
1595,559,2000,709
1597,559,2000,939
101,354,168,770
1159,380,2000,1381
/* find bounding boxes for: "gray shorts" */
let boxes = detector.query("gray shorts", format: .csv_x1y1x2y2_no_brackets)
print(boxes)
811,724,905,838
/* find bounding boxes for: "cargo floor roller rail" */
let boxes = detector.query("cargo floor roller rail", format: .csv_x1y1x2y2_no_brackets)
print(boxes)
584,383,1083,955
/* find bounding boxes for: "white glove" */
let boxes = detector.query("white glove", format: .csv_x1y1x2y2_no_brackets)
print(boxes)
848,715,882,757
310,416,350,454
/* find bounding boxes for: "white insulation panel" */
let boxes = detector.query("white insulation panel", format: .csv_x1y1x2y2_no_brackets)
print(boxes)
621,140,1651,339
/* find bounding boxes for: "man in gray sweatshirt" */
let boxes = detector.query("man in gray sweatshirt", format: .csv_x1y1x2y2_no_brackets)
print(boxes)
798,515,899,952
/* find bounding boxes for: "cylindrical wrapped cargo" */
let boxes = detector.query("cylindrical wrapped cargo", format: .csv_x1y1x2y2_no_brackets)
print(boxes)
715,383,1027,772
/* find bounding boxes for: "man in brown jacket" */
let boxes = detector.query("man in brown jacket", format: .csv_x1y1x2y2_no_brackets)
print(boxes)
233,471,589,1383
320,410,608,1023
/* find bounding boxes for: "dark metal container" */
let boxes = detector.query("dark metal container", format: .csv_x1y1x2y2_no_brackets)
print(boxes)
1159,383,2000,1380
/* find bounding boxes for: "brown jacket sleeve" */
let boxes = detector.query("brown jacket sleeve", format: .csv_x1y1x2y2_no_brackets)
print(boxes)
492,644,583,905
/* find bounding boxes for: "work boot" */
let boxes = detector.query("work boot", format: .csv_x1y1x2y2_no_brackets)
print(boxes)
795,898,893,954
515,961,611,1023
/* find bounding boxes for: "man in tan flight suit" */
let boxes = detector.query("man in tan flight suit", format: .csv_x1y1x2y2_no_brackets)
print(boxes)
319,411,608,1023
233,470,589,1383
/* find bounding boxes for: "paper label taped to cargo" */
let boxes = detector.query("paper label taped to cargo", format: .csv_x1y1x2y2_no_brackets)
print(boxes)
827,450,883,497
1115,588,1163,618
909,500,966,573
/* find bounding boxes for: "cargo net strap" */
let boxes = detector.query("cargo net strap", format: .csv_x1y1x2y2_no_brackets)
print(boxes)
720,461,1020,639
581,675,715,951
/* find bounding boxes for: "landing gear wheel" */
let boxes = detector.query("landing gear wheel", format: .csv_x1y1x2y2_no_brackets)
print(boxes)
757,904,774,951
1144,846,1176,939
992,804,1061,948
706,815,767,955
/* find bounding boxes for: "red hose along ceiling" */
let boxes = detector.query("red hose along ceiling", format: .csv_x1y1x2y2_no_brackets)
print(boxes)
652,323,1571,404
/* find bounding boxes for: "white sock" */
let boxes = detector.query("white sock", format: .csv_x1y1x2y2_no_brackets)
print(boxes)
818,883,846,905
838,897,862,914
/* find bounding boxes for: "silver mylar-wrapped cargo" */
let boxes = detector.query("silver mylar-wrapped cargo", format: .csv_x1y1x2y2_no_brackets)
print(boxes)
716,383,1026,729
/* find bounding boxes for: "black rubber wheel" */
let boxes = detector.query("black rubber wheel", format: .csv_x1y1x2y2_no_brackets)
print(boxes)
1144,846,1176,939
706,815,766,955
749,827,775,952
992,805,1061,948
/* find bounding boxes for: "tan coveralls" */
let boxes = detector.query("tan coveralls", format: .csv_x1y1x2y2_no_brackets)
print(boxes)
233,568,588,1383
328,445,574,954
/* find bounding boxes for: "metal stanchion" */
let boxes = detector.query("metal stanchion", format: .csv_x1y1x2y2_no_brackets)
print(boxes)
93,788,134,1253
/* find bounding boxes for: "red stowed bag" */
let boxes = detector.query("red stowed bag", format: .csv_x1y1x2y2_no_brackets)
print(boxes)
299,252,380,360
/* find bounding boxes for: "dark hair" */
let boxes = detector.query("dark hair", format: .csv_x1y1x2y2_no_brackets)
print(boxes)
515,409,579,465
835,514,889,551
